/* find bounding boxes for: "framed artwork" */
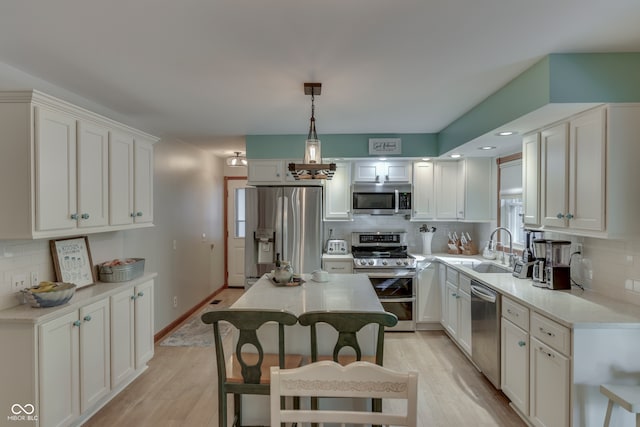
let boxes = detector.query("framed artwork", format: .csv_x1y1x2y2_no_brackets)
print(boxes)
368,138,402,155
50,236,96,288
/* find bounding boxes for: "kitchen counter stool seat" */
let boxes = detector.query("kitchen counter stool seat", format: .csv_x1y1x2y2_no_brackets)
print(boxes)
600,384,640,427
201,309,301,427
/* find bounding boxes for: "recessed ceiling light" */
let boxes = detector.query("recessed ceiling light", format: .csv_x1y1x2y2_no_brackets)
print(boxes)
478,146,496,150
379,157,387,161
496,131,516,136
450,154,462,159
421,158,431,161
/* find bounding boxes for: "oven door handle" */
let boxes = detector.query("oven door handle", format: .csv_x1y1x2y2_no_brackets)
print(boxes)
394,189,399,213
379,297,414,303
356,271,416,278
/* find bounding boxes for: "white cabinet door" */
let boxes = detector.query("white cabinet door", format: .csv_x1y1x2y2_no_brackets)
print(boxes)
110,288,135,387
385,161,412,183
435,162,458,219
569,108,606,232
353,161,381,182
523,133,540,226
412,161,435,219
541,123,569,228
109,130,134,226
248,160,284,184
458,158,492,221
417,263,440,323
34,107,77,232
79,298,110,412
77,121,109,228
456,160,466,219
530,337,570,427
322,260,353,274
134,137,154,224
501,318,529,416
39,310,80,427
134,280,155,369
445,281,458,339
458,289,472,356
438,264,447,325
324,161,352,220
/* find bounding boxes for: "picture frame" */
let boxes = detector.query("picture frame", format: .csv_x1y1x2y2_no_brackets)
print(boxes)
368,138,402,155
50,236,96,288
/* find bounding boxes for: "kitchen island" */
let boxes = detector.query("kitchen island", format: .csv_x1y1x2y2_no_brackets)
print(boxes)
228,272,385,424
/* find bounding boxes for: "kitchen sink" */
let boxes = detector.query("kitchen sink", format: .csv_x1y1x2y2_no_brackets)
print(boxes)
472,262,512,274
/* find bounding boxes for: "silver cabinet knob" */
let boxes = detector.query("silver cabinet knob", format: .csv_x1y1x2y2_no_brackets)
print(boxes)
566,213,574,219
556,213,565,219
70,213,78,220
136,212,143,217
84,315,92,322
137,292,144,297
73,320,81,327
81,213,90,219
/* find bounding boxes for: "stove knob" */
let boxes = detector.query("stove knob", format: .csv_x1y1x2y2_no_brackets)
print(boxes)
404,261,409,266
368,260,374,266
358,259,366,266
382,260,388,266
396,260,402,265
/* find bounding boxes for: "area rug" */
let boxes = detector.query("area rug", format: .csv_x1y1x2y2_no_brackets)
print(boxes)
160,306,232,347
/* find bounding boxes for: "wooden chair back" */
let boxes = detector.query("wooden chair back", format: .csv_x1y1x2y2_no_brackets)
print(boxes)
297,311,398,365
270,360,418,426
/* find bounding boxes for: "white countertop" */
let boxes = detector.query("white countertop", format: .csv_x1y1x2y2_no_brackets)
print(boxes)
433,255,640,329
231,272,383,315
0,273,158,324
321,253,353,260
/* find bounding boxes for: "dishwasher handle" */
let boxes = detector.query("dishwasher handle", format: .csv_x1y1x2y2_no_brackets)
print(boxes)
470,283,497,303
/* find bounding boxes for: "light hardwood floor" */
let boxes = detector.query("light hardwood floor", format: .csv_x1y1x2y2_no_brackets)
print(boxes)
86,288,526,426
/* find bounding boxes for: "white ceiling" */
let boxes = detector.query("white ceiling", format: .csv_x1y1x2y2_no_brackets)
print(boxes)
1,0,639,158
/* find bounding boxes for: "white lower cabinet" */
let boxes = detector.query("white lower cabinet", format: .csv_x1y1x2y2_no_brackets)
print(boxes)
417,262,440,325
501,318,529,416
457,274,472,356
39,298,110,427
530,337,570,427
0,276,155,427
441,266,471,357
438,264,447,325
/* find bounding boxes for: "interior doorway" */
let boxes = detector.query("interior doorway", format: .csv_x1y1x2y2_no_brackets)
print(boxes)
224,177,248,287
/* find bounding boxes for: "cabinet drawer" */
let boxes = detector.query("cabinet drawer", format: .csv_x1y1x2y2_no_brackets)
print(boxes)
502,297,529,331
458,273,471,295
446,267,459,285
322,261,353,274
530,312,570,356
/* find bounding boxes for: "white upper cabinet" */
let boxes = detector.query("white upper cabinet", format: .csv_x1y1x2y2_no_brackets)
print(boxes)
134,137,154,224
248,159,284,184
34,106,78,232
435,161,459,219
457,157,492,222
412,161,435,219
324,161,352,220
522,133,540,226
353,161,412,183
0,91,157,239
530,104,640,238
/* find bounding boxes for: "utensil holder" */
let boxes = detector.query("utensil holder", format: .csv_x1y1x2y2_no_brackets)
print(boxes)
421,232,434,255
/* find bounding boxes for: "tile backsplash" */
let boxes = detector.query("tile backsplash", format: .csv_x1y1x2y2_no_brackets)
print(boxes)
0,233,124,310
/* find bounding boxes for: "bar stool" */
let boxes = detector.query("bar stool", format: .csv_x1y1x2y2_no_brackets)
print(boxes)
600,384,640,427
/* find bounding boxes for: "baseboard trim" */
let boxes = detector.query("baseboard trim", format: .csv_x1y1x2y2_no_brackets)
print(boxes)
154,287,226,342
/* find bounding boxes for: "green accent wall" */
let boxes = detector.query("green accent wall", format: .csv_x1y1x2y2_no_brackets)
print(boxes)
246,133,438,159
247,53,640,159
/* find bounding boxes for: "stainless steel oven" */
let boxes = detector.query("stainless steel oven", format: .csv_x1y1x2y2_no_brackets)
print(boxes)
351,232,416,332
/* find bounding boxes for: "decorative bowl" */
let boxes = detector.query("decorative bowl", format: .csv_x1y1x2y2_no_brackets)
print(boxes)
21,282,76,308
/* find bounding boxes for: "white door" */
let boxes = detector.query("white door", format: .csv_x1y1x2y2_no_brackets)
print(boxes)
79,298,110,412
134,280,155,368
77,120,109,228
227,179,248,287
133,138,154,223
109,130,134,226
541,123,569,228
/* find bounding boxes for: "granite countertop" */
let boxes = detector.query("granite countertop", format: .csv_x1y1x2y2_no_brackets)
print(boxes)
432,254,640,329
231,272,383,316
0,272,158,324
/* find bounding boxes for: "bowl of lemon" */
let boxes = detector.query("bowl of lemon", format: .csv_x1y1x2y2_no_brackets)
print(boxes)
22,282,76,308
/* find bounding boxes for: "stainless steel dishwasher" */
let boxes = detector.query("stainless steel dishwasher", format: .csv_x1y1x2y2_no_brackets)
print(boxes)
470,279,501,389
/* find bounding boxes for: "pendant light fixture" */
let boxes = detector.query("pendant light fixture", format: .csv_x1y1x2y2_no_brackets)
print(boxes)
288,82,336,180
304,82,322,164
226,151,247,167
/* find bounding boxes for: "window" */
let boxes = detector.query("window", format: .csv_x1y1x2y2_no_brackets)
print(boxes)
498,156,524,247
235,188,246,238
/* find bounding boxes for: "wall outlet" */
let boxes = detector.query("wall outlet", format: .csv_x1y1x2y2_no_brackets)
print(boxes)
12,273,27,290
173,296,178,308
30,271,39,287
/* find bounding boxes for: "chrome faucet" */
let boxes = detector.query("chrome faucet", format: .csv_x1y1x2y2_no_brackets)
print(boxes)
489,227,514,267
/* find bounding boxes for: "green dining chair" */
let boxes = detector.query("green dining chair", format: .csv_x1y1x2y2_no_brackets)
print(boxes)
201,309,301,427
297,310,399,423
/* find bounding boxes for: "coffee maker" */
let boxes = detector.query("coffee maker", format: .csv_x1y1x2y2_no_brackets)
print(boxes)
545,240,571,290
531,238,547,286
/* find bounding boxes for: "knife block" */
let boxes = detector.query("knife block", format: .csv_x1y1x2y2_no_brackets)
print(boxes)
447,238,461,255
461,241,478,255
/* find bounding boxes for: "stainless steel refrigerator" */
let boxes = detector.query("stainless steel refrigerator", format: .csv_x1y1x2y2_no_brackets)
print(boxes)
245,186,323,285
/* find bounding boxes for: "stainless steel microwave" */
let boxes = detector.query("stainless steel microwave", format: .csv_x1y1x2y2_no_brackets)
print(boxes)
352,183,411,215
